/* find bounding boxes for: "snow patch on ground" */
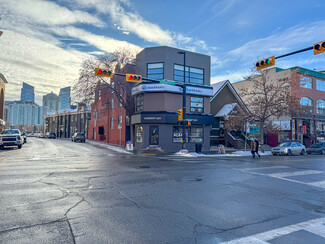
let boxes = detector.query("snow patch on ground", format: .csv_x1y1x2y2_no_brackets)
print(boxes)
174,150,272,157
87,140,132,154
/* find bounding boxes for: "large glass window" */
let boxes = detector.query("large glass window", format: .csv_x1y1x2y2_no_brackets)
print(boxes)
136,126,143,143
172,126,203,143
147,63,163,80
317,100,325,114
300,77,312,89
110,117,114,129
174,64,204,84
300,97,313,113
111,98,114,109
190,97,204,113
136,95,144,112
316,79,325,91
190,127,203,143
300,97,312,106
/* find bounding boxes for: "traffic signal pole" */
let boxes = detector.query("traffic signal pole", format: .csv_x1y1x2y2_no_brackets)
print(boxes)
274,46,313,60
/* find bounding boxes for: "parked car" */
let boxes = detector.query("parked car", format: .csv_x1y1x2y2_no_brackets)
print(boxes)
272,141,306,156
307,142,325,155
71,132,86,142
21,132,27,143
0,129,24,149
46,132,56,139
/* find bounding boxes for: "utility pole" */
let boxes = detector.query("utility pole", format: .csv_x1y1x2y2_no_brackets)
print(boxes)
177,51,186,149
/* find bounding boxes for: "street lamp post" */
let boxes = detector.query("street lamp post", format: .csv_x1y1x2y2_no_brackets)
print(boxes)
177,51,186,149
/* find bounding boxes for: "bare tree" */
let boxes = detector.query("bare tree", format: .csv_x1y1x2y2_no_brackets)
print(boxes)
237,68,303,144
73,47,139,116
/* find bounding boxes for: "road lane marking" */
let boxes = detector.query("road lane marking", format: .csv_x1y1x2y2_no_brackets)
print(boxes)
308,180,325,188
267,170,323,178
219,217,325,243
236,168,325,189
242,166,289,171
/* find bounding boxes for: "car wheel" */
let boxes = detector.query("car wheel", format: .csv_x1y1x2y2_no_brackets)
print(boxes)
300,149,305,155
18,145,22,149
272,153,276,156
287,149,292,156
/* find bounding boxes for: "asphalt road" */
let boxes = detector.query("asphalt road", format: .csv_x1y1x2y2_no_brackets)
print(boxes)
0,138,325,244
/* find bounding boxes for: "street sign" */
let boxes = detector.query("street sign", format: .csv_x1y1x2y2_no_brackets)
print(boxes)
160,80,175,86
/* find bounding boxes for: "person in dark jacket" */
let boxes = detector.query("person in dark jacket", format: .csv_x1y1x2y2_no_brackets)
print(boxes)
255,139,260,158
250,138,256,158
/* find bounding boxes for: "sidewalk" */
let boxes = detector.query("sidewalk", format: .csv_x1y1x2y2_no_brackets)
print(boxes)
85,140,133,154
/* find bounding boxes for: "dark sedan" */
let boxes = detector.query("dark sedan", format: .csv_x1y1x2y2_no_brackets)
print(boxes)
307,142,325,155
72,133,86,143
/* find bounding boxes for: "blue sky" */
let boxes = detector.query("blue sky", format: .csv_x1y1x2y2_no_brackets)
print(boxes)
1,0,325,105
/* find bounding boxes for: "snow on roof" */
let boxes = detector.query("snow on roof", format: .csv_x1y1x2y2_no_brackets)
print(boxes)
211,80,228,94
215,103,237,117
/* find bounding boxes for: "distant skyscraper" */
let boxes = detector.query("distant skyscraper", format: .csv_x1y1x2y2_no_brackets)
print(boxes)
5,101,40,126
43,92,59,112
21,82,35,102
59,87,71,110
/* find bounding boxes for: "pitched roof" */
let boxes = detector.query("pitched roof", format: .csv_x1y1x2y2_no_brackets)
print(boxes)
215,103,237,117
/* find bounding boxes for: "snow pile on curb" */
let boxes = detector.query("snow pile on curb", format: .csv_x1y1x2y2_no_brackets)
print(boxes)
174,150,272,157
87,140,132,154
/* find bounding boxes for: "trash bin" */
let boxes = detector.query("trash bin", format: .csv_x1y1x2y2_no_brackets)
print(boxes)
195,144,202,153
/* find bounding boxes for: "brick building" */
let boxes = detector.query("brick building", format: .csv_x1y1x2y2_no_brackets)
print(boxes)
45,104,91,138
0,73,8,131
233,67,325,147
88,64,134,146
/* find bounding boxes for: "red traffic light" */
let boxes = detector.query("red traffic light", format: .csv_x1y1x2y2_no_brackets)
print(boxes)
98,70,102,74
126,73,142,82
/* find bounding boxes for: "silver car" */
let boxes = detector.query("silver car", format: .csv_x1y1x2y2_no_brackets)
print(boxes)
272,141,306,156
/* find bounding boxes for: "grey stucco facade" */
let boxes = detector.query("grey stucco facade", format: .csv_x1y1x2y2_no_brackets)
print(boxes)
131,46,213,153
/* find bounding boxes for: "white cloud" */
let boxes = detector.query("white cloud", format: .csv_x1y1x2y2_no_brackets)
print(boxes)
0,30,91,105
1,0,104,27
50,26,141,53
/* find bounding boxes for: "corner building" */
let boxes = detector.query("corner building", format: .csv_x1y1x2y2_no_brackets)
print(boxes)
132,46,213,152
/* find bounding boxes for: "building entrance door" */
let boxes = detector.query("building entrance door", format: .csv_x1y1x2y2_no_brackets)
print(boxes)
149,126,159,145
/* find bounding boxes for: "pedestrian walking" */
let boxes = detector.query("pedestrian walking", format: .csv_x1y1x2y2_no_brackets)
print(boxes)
255,139,260,158
250,138,256,158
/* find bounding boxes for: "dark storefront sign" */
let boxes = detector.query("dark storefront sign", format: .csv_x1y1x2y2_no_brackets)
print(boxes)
132,112,213,125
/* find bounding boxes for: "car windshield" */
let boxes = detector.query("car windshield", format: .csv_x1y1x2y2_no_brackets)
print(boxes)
278,142,292,147
3,130,20,134
77,133,85,136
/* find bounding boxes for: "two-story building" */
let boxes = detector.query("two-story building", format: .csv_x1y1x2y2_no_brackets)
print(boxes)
131,46,214,152
233,67,325,147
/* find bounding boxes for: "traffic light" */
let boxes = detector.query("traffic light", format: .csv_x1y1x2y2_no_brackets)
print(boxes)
126,74,142,83
95,68,113,78
313,40,325,55
255,56,275,71
178,109,183,121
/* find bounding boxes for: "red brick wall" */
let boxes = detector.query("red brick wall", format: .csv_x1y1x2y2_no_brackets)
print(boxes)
88,86,127,146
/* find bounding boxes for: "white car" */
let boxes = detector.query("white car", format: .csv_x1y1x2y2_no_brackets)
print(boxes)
0,129,24,149
271,141,306,156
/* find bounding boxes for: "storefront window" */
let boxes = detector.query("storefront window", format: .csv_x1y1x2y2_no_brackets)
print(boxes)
136,126,143,143
278,133,290,142
190,97,204,113
190,127,203,143
172,126,203,143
